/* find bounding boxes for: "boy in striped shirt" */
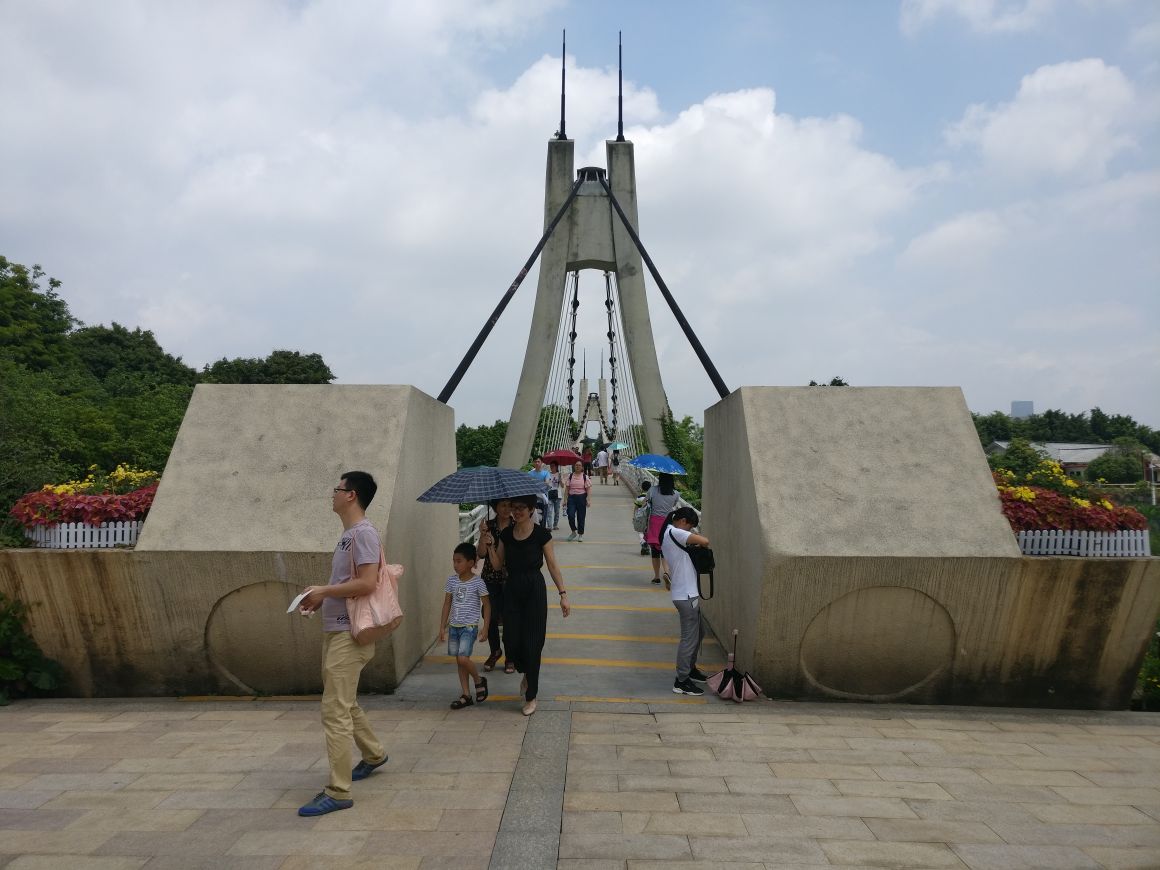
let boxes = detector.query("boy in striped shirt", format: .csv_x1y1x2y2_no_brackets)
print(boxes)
439,542,491,709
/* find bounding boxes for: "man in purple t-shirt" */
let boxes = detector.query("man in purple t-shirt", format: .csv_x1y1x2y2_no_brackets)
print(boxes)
296,470,388,816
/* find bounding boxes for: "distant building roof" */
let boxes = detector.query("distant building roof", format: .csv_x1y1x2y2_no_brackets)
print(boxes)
989,441,1112,465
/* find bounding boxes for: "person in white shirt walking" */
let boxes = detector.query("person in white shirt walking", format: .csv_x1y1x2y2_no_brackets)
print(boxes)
659,507,711,696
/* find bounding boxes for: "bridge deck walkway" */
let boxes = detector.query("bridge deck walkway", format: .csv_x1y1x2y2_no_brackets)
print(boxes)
395,477,720,707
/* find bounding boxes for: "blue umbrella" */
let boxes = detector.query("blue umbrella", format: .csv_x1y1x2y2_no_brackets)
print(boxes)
627,454,687,475
607,441,629,451
417,466,548,504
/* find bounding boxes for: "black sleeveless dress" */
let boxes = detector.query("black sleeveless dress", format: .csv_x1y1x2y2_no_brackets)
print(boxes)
499,523,552,702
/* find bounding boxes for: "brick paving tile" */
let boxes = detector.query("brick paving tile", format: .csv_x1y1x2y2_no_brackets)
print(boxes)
676,792,797,814
564,773,618,791
906,799,1040,825
562,810,622,833
311,806,439,832
833,778,954,800
862,817,1004,843
94,831,240,858
1026,803,1156,825
0,807,86,830
942,782,1067,803
807,749,914,765
563,792,680,813
1051,786,1160,805
950,843,1102,868
789,795,919,819
638,811,748,835
989,820,1160,848
872,765,987,784
978,768,1093,787
555,860,629,870
0,830,114,854
1082,846,1160,868
279,858,420,870
769,762,879,780
620,862,763,870
226,830,369,857
39,790,171,810
64,808,203,832
557,833,691,860
819,839,967,868
688,834,828,863
434,809,503,832
616,775,727,793
5,858,149,870
739,813,875,840
724,776,839,796
361,830,496,858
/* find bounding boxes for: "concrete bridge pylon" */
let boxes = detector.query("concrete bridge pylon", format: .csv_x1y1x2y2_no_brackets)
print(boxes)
498,137,670,468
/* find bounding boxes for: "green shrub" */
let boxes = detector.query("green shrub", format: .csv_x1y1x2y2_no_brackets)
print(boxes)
0,593,62,704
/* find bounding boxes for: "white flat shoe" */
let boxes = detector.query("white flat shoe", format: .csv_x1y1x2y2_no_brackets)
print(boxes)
522,699,537,716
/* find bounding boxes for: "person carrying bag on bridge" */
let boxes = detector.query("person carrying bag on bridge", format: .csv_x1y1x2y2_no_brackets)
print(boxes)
564,461,592,542
645,473,681,584
660,506,711,696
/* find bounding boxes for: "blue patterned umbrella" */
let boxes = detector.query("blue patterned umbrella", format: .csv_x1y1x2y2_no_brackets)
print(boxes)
627,454,687,475
417,466,548,504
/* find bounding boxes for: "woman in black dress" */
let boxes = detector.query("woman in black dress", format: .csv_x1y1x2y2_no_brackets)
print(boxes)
479,493,570,716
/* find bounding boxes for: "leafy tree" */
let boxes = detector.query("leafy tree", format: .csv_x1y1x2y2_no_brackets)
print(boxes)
660,410,703,504
987,437,1044,478
201,350,334,384
808,377,849,386
1085,438,1147,484
456,420,508,468
68,323,197,387
0,257,75,370
531,404,576,460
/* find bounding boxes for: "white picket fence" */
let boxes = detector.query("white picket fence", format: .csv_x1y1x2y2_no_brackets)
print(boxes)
26,521,143,550
1017,529,1149,558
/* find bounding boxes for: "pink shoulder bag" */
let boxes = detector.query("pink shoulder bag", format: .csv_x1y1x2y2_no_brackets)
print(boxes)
346,539,405,646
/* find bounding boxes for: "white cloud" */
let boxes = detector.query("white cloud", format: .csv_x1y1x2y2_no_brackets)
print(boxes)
946,59,1138,179
900,0,1059,35
0,1,1156,431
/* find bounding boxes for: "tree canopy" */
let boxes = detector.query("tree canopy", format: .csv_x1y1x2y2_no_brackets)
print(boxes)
973,409,1159,454
0,255,337,546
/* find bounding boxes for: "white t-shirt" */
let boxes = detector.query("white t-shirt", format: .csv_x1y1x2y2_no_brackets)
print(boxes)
661,525,699,602
594,450,608,468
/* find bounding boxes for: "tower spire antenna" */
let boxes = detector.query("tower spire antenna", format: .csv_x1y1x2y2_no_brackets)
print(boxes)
616,31,625,142
555,30,567,140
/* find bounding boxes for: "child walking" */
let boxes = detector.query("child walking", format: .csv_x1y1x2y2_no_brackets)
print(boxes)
439,542,491,710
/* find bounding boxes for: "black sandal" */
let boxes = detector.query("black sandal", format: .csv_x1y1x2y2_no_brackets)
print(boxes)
651,577,661,584
475,677,488,703
482,651,501,672
450,694,473,710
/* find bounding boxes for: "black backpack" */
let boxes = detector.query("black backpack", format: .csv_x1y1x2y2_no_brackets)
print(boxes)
667,527,715,600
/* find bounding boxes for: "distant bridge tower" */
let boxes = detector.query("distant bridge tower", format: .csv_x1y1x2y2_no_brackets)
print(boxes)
498,139,670,468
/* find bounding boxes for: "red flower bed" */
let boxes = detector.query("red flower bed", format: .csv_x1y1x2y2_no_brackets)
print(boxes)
996,484,1147,533
9,484,158,529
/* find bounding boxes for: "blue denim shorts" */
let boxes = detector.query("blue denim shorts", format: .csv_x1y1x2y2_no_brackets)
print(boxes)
447,624,478,657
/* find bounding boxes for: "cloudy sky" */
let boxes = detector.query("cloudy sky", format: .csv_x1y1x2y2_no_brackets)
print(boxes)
2,0,1157,429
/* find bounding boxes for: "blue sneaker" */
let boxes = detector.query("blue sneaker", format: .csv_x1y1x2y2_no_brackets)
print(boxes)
352,756,388,781
297,791,353,816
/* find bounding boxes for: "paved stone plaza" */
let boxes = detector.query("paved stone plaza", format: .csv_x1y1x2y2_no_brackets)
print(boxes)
0,484,1157,868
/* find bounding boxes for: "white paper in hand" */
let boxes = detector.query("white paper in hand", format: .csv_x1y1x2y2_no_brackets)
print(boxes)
287,591,311,614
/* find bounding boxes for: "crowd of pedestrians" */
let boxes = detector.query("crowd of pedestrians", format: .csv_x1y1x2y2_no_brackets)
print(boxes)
295,455,709,816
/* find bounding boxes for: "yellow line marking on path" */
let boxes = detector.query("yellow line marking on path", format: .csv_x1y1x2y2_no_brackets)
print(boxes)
568,604,672,612
178,695,321,702
559,565,654,571
554,695,706,705
424,655,724,671
563,585,665,592
547,632,719,645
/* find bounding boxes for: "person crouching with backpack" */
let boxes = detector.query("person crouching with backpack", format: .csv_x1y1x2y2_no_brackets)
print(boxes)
661,507,711,696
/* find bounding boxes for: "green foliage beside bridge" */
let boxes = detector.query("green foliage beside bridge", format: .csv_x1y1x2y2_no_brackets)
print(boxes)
0,255,335,547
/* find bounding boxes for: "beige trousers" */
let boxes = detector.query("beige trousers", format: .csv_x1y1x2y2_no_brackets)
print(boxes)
321,630,385,800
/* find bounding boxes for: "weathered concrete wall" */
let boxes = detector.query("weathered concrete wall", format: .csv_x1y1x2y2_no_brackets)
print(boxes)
702,387,1160,709
0,385,458,697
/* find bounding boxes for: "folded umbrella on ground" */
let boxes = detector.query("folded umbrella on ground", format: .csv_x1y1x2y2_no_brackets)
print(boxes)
708,629,763,703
